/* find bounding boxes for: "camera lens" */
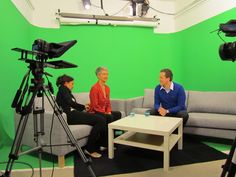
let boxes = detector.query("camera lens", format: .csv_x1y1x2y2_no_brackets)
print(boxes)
219,42,236,61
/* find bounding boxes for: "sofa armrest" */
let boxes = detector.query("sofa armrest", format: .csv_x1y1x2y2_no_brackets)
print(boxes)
111,99,126,117
43,111,68,144
14,111,71,156
126,96,144,115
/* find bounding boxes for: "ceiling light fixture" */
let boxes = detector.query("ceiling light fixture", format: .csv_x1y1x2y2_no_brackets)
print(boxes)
57,11,159,28
82,0,91,10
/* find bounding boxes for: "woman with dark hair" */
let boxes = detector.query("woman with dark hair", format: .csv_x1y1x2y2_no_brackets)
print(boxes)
56,74,106,158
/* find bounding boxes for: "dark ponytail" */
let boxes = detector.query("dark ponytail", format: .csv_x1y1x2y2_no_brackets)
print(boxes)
56,75,74,87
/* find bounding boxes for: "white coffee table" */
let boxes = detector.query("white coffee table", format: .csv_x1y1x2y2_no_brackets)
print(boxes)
108,114,183,171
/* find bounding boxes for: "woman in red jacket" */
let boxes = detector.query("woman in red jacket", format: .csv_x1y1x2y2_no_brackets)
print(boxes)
89,67,121,126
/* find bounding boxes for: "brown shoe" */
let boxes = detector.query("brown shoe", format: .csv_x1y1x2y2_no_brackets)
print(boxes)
84,149,102,158
100,146,117,151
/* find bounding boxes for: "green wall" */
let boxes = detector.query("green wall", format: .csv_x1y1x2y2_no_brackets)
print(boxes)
0,1,182,145
30,26,183,98
0,1,31,145
0,1,236,146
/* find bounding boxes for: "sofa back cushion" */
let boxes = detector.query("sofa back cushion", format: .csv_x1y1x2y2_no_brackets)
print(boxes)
73,92,90,105
187,91,236,114
185,91,188,106
143,89,154,108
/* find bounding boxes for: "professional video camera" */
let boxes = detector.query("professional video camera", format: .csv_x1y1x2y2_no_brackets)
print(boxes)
217,20,236,177
1,39,97,177
218,20,236,61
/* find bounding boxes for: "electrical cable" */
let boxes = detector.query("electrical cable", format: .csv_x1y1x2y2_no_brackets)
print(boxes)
0,161,34,177
111,2,130,16
91,3,108,15
218,31,226,43
149,0,207,16
149,6,176,16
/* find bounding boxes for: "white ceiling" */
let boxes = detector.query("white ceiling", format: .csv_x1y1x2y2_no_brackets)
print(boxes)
27,0,201,14
12,0,236,33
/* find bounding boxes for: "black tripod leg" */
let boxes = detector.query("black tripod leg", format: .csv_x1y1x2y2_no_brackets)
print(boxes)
227,163,236,177
56,114,96,177
11,69,30,108
44,91,97,177
227,147,236,177
221,137,236,177
3,114,30,177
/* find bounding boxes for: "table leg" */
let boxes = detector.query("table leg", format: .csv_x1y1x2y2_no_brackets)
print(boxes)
178,121,183,150
108,126,114,159
164,135,170,171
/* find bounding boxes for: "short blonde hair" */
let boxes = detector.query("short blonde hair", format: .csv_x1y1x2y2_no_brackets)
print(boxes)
95,66,108,76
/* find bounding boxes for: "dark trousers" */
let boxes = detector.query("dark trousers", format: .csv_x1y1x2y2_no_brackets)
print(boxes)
95,111,122,146
149,108,189,126
67,110,107,152
95,111,122,125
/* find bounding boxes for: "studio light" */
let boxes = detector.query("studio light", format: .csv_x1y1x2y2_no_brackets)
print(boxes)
82,0,91,10
126,0,149,17
128,3,133,16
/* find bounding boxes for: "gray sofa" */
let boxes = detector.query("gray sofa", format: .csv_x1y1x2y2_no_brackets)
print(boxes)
14,92,126,168
126,89,236,140
14,89,236,167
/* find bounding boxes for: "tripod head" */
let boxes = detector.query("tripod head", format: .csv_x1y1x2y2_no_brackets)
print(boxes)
2,39,97,177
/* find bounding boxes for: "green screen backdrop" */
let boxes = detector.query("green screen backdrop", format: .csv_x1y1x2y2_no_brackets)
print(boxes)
0,1,236,145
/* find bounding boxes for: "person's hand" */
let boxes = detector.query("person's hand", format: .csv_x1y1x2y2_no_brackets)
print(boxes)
85,103,90,111
158,107,167,116
106,112,111,115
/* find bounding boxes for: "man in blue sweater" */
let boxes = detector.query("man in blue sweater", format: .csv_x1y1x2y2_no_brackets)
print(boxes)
150,68,189,125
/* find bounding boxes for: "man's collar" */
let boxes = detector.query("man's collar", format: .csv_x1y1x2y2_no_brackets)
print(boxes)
160,82,174,91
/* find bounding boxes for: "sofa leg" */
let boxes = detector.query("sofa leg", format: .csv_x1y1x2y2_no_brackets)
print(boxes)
18,145,23,153
58,155,65,168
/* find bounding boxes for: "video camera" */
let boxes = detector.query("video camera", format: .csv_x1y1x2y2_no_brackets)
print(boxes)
219,20,236,61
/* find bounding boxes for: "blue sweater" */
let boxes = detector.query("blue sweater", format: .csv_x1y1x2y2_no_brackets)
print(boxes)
154,82,186,114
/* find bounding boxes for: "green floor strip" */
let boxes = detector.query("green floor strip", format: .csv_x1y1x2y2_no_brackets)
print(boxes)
202,141,231,152
0,145,74,170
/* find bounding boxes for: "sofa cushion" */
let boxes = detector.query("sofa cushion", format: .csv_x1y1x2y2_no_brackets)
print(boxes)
73,92,90,105
119,111,126,118
187,91,236,114
185,91,188,106
131,108,150,115
111,99,126,116
143,89,154,108
69,125,92,140
186,112,236,130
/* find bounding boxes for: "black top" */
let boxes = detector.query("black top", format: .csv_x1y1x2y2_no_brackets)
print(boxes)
56,85,85,115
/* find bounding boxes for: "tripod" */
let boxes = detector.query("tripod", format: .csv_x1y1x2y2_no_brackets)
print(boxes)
0,49,97,177
221,136,236,177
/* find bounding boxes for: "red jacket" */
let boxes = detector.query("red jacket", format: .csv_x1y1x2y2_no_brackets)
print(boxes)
89,82,112,114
